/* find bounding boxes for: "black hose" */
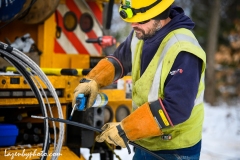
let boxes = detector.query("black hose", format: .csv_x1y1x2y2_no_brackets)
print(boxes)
105,0,114,29
33,116,163,160
0,43,162,159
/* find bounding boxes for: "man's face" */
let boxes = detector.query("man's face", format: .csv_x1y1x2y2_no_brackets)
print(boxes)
131,20,162,39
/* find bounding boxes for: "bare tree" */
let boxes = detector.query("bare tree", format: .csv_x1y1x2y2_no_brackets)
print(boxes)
204,0,221,105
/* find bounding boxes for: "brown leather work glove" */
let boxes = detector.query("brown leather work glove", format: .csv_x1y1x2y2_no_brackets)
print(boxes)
72,78,99,110
95,122,126,147
96,103,165,154
72,58,118,110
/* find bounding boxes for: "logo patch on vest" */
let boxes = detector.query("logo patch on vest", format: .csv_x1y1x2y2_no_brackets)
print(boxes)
161,134,172,140
170,69,183,75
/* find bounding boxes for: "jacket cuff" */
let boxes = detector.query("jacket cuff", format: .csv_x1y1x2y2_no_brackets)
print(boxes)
106,56,123,81
149,99,173,128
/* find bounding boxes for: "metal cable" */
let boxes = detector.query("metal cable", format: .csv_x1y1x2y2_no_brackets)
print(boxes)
29,70,58,149
32,116,164,160
11,47,64,160
0,41,163,160
0,41,64,160
0,50,50,160
8,48,60,154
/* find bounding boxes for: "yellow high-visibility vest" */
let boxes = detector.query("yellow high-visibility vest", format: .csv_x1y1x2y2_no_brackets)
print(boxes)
131,28,206,150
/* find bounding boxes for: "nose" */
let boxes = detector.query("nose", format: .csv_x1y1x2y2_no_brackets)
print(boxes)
131,22,138,27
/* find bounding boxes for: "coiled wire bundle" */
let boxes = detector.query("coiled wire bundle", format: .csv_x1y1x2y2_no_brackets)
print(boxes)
0,41,64,160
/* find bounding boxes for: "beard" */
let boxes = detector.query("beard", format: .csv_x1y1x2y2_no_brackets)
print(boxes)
133,20,162,40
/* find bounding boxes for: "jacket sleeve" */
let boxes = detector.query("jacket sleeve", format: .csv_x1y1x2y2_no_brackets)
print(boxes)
162,51,203,125
110,30,134,77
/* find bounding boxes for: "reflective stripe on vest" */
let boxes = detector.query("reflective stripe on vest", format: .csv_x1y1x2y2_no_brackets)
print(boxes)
130,28,206,150
131,32,139,65
148,33,204,105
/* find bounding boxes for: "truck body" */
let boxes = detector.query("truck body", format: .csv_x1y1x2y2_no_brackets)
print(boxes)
0,0,132,159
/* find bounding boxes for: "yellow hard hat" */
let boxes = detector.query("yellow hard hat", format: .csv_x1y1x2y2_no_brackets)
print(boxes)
119,0,174,23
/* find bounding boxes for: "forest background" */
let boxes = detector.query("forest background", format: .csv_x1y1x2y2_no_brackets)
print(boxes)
106,0,240,106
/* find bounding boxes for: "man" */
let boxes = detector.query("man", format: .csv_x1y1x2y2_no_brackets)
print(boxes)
73,0,206,159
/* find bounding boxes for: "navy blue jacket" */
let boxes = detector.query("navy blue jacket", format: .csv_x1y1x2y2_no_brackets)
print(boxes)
112,5,203,154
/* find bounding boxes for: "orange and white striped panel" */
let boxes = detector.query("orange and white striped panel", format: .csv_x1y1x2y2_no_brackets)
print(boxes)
86,1,103,26
54,0,103,56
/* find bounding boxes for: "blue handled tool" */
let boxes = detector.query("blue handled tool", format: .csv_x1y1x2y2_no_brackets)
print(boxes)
69,94,86,120
69,93,108,120
75,94,87,111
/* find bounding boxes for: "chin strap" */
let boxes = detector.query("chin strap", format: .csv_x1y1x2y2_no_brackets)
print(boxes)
116,125,131,154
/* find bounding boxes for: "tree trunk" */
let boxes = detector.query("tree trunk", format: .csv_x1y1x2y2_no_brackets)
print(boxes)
204,0,221,105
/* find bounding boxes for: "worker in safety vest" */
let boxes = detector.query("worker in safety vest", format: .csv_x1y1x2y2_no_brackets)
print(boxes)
73,0,206,159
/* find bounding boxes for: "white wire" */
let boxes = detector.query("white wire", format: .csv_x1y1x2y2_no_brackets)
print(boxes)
29,70,58,149
0,42,64,160
1,50,50,158
12,48,64,160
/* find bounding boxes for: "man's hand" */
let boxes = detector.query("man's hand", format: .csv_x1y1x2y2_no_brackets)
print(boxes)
95,102,168,154
72,57,123,110
96,102,165,147
72,79,98,110
96,122,129,148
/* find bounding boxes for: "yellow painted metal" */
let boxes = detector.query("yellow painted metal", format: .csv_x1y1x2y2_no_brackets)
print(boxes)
0,75,132,105
0,75,83,106
0,75,133,106
101,89,126,101
60,0,66,4
38,23,44,58
5,67,84,76
70,56,90,69
39,14,54,68
107,99,132,122
0,146,85,160
0,0,130,158
101,76,133,122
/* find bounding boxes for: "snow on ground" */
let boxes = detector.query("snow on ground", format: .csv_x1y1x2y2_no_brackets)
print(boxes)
200,103,240,160
81,102,240,160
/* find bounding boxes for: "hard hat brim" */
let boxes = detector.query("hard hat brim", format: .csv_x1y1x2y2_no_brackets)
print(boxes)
120,0,174,23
